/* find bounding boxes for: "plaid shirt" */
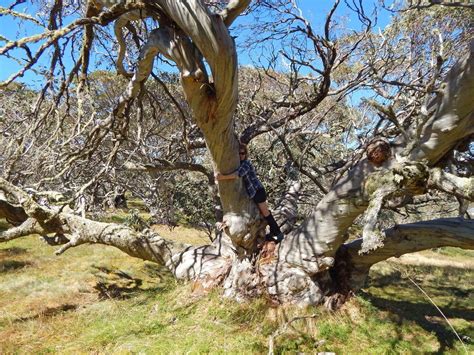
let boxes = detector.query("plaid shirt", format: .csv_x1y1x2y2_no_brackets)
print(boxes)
237,159,264,198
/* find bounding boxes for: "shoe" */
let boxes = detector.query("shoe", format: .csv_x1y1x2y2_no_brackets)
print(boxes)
265,233,284,243
265,234,275,242
274,233,284,244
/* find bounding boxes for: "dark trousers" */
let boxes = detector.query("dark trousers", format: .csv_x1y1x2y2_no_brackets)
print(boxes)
252,188,281,237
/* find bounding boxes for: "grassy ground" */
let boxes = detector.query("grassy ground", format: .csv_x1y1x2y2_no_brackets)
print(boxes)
0,218,472,354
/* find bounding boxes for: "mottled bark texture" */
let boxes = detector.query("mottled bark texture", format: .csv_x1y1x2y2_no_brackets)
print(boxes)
1,2,473,307
250,41,474,305
341,218,474,291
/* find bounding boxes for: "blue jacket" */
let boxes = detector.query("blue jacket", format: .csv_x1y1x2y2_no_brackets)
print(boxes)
237,159,264,198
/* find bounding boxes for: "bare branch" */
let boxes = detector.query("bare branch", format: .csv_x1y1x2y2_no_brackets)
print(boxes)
0,6,43,26
407,41,474,164
360,186,396,253
344,218,474,288
220,0,251,27
428,167,474,201
0,217,45,242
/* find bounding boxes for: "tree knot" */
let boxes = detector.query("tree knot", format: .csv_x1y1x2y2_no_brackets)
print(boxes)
367,138,391,166
392,161,429,194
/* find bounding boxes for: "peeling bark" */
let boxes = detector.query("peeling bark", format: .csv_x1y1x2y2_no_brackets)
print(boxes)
278,43,473,275
342,218,474,290
428,168,474,201
407,41,474,164
1,2,473,309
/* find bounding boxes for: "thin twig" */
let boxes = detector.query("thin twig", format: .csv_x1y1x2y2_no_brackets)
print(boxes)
393,265,468,354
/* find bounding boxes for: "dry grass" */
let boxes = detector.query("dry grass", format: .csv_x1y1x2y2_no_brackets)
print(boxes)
390,250,474,269
151,224,210,245
0,217,473,353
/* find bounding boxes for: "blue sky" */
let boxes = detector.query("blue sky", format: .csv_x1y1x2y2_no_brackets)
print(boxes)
236,1,392,68
0,0,393,86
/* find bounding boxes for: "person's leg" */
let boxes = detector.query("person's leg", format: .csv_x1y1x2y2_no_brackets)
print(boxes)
253,189,283,241
264,212,282,239
256,201,270,217
254,195,282,241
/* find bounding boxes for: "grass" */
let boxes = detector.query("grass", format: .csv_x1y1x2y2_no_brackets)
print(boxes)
432,246,474,258
0,218,473,353
98,207,212,245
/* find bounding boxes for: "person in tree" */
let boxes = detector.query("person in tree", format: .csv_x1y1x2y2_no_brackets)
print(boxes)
215,143,284,243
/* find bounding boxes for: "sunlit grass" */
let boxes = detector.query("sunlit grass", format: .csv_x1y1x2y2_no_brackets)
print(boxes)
432,246,474,258
0,217,472,353
96,207,210,246
151,224,210,245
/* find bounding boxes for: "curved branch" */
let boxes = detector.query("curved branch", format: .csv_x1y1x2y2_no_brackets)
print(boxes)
343,218,474,289
51,218,187,270
123,160,212,181
0,178,232,282
220,0,251,27
146,25,207,82
114,9,150,77
0,218,45,242
407,41,474,164
0,177,189,269
151,0,240,127
428,168,474,201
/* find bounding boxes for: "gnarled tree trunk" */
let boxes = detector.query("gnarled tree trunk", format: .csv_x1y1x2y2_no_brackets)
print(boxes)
1,1,473,308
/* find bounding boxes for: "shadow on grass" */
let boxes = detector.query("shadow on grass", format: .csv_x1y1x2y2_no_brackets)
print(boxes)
0,247,31,273
360,291,472,353
0,219,10,232
370,271,471,299
0,260,31,273
142,263,175,282
364,263,473,353
0,247,28,256
91,264,174,300
92,265,144,300
14,304,78,323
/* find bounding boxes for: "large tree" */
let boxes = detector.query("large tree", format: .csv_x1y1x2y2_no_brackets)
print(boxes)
0,0,473,307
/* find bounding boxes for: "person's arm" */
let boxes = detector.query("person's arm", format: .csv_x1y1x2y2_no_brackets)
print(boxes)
236,160,252,177
215,172,238,181
215,160,252,181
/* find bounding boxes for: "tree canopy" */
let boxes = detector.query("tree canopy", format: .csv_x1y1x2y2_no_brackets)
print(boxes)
0,0,473,307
